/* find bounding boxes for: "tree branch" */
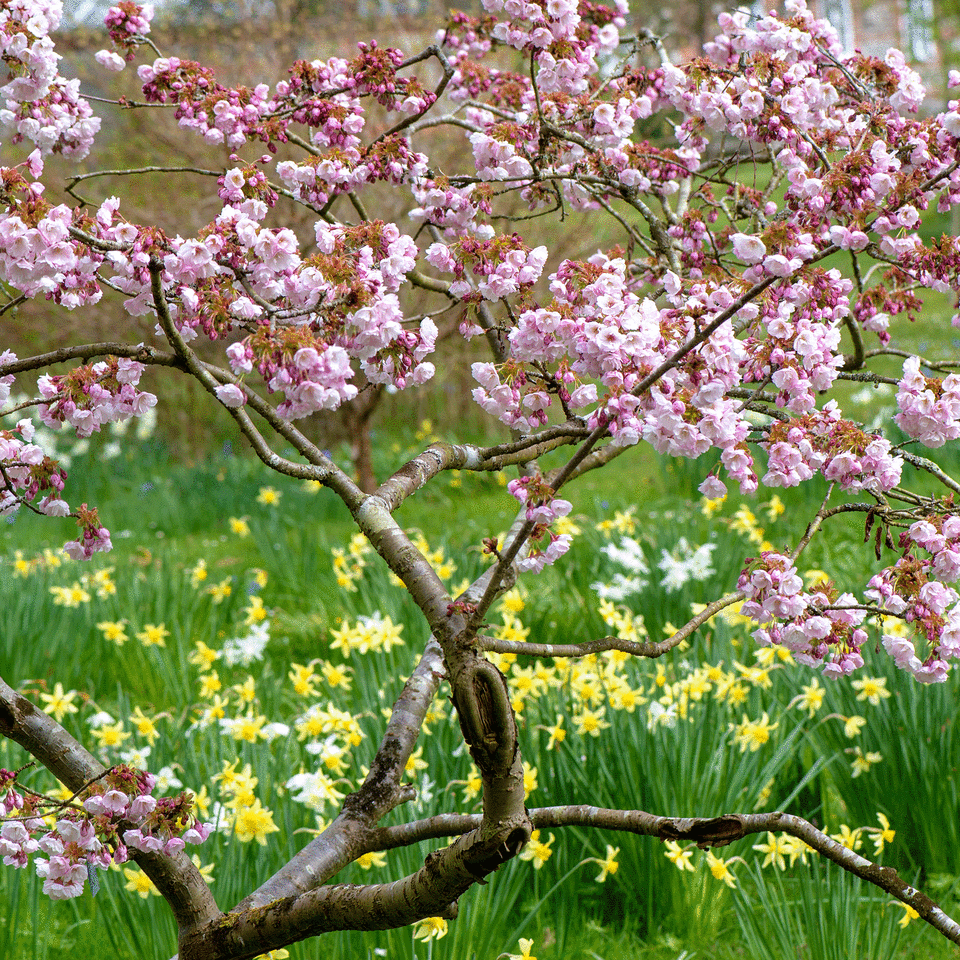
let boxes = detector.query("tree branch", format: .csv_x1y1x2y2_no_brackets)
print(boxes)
0,676,219,936
479,592,742,659
234,639,446,910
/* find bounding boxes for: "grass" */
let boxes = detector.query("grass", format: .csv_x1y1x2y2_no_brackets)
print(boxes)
2,420,960,960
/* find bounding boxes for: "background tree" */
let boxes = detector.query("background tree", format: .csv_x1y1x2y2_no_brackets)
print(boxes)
6,1,960,958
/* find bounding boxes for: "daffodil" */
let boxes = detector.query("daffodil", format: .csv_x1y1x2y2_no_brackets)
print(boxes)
356,851,388,870
256,486,281,506
97,620,128,645
231,799,280,845
706,850,737,888
503,938,537,960
129,706,159,744
588,844,620,882
664,840,695,872
123,866,159,898
753,832,788,871
136,623,169,648
39,683,79,722
518,830,554,869
732,712,778,752
413,917,448,941
852,676,891,706
872,813,896,855
897,902,920,928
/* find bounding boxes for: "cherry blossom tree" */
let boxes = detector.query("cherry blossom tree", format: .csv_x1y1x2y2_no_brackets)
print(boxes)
7,0,960,956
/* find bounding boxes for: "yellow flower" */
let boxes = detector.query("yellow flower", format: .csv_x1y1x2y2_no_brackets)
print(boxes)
189,785,211,820
850,747,883,778
804,569,830,588
781,834,814,867
96,620,128,645
321,661,352,690
765,495,786,520
591,844,620,882
356,851,388,870
842,715,867,738
302,479,322,494
753,832,788,870
500,587,526,614
89,569,117,599
734,662,772,689
726,683,750,707
755,778,774,810
233,675,257,705
413,917,448,941
91,722,130,749
207,578,233,603
195,694,228,725
198,671,222,699
50,582,91,607
229,517,250,537
257,486,281,506
706,850,736,888
731,506,760,536
830,824,862,851
229,713,267,743
254,950,290,960
214,759,259,799
231,799,280,844
872,812,896,856
83,567,116,599
504,938,537,960
553,514,581,537
189,558,208,587
732,713,778,752
189,641,221,669
700,495,726,517
191,853,214,884
129,707,159,744
123,866,159,898
522,762,538,798
414,418,434,441
544,717,566,750
404,746,428,776
288,663,318,697
789,678,825,718
461,767,482,801
573,705,611,737
851,676,891,706
244,596,267,625
897,902,920,928
39,683,79,722
136,623,169,648
664,840,695,872
518,830,554,869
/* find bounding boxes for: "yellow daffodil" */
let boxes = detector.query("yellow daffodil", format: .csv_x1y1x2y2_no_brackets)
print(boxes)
39,683,79,722
518,831,554,869
413,917,448,941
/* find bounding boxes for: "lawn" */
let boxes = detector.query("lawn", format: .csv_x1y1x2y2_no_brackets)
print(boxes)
2,413,960,960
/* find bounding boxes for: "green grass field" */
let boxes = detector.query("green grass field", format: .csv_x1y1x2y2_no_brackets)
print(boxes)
2,419,960,960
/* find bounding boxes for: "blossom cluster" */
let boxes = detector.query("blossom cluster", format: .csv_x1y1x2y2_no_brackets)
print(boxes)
895,356,960,447
862,517,960,683
95,1,154,71
0,0,100,156
4,0,960,679
761,403,902,494
506,476,573,571
0,764,210,900
739,552,870,679
38,357,157,439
